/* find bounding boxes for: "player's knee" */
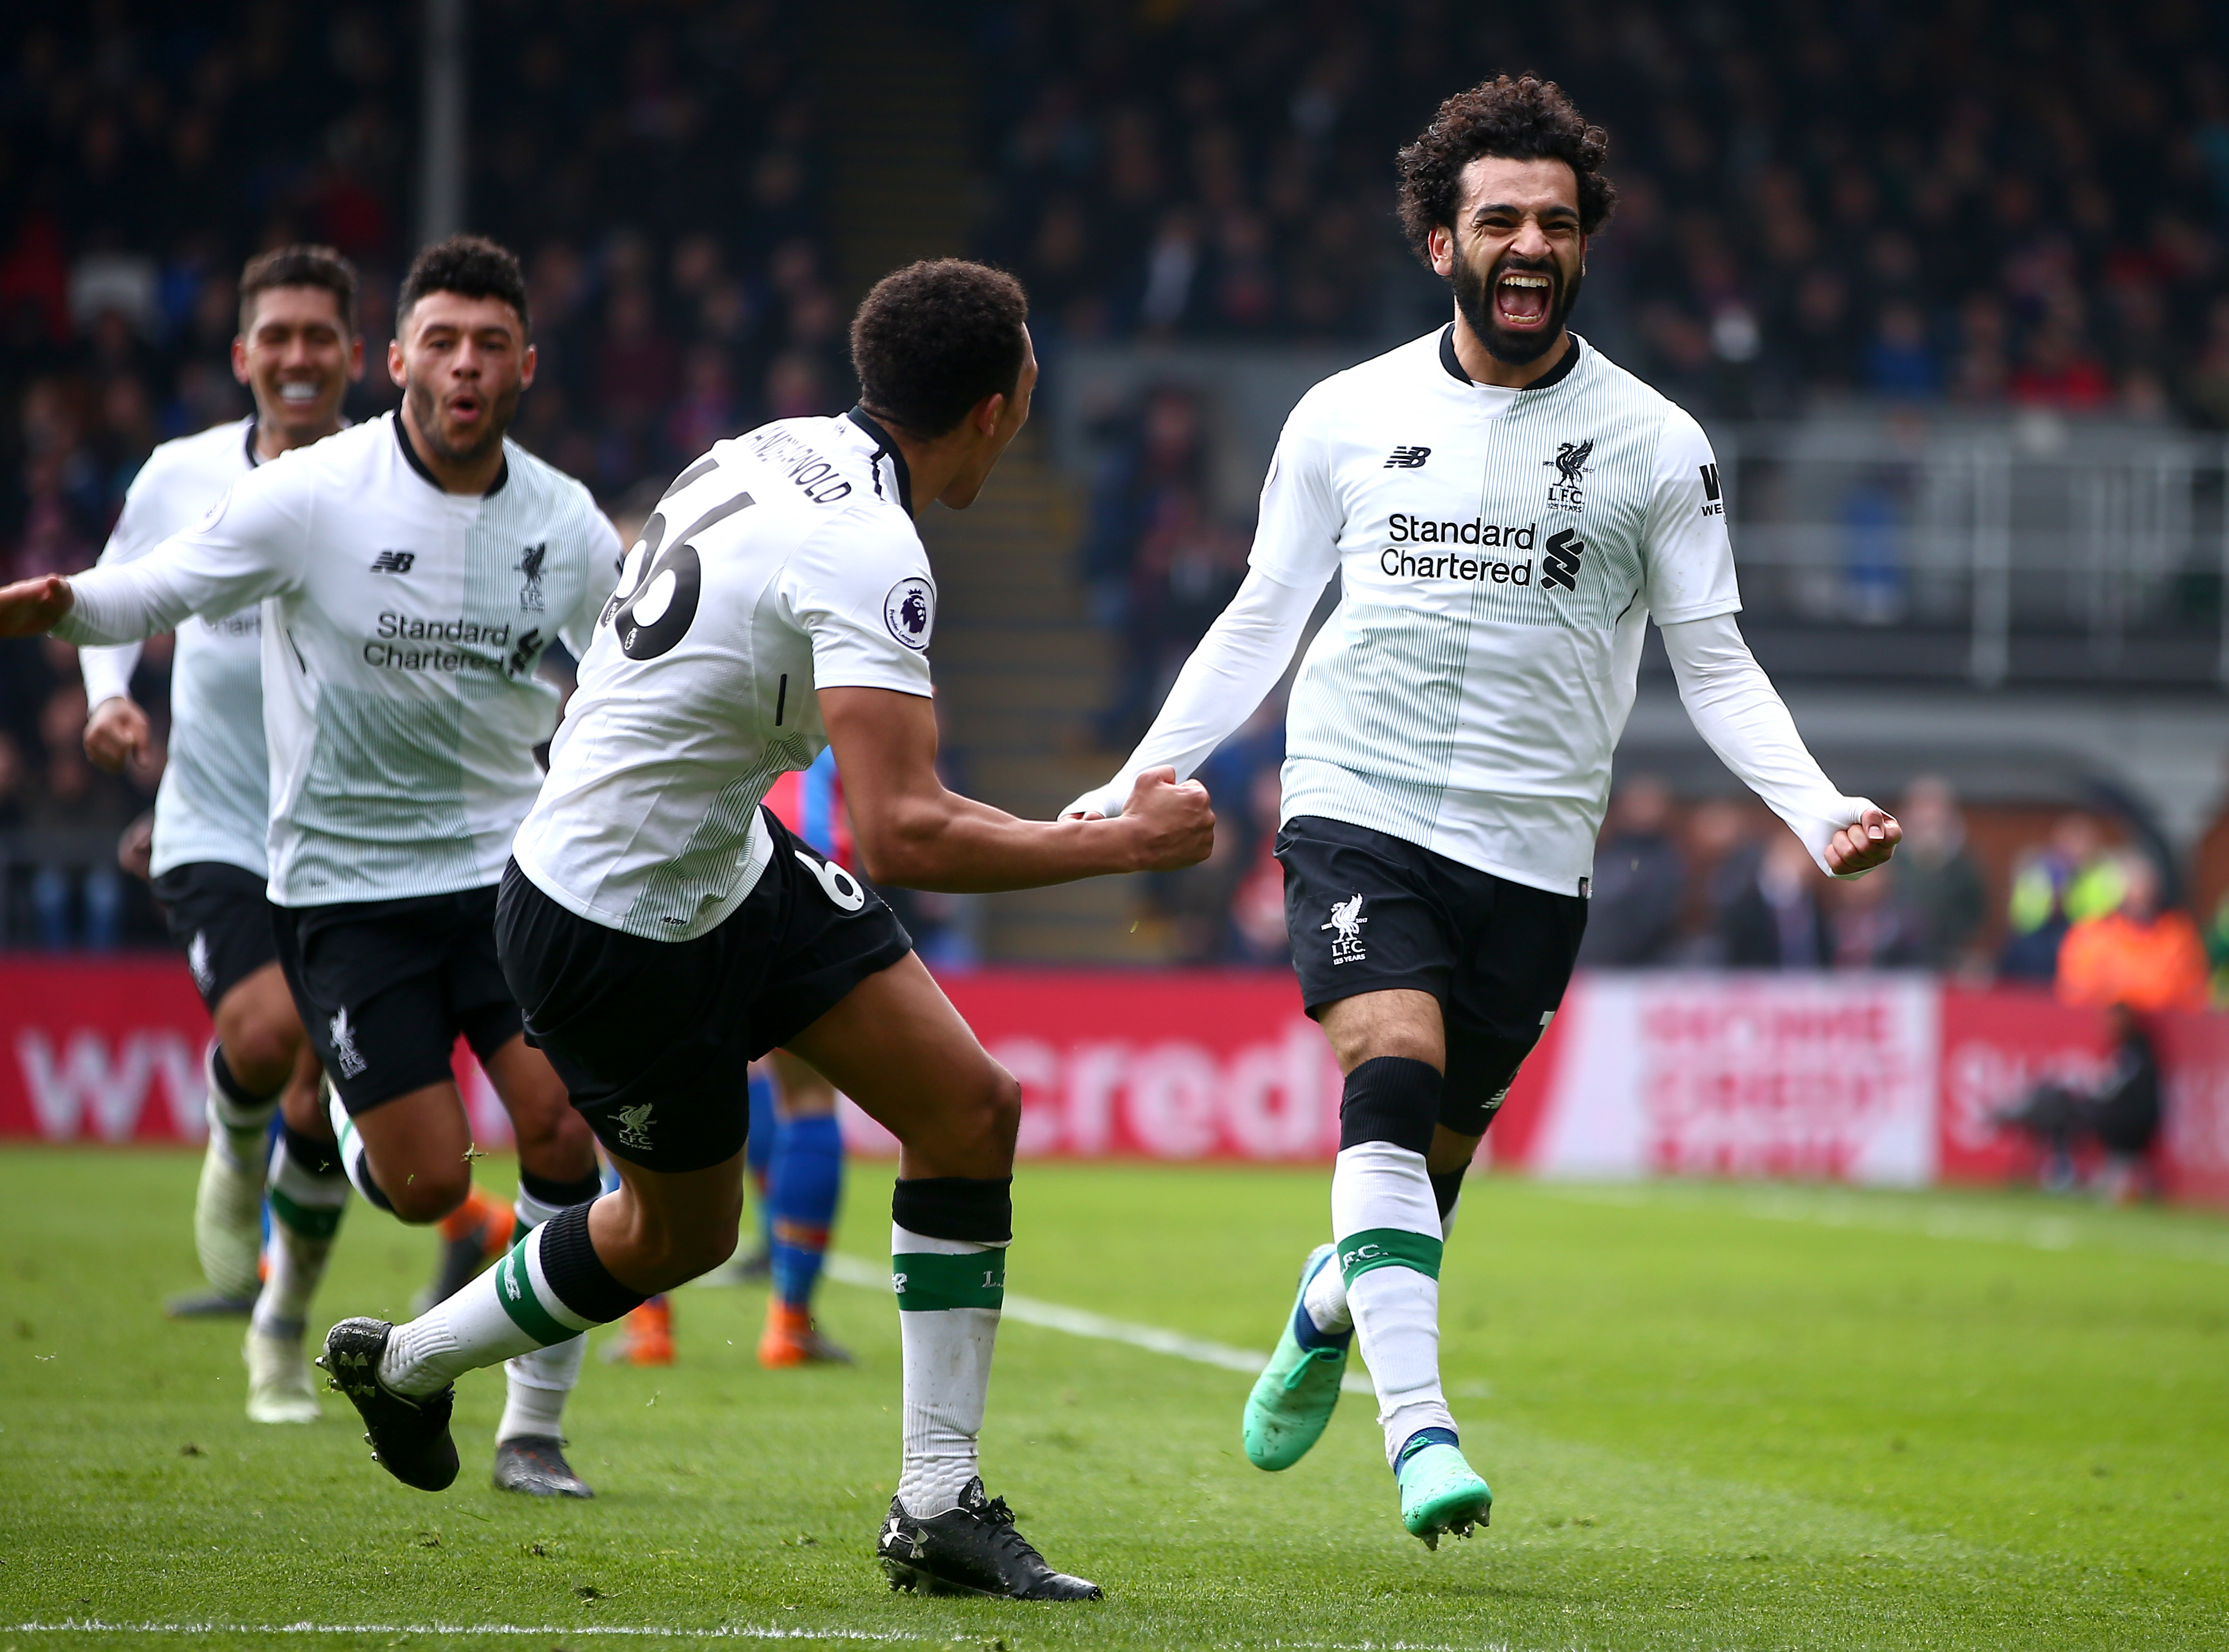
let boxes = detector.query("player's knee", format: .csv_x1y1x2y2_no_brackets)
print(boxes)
958,1066,1022,1156
212,1011,297,1096
512,1098,595,1170
383,1162,471,1225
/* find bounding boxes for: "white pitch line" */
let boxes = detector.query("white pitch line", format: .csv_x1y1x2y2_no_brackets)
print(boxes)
822,1253,1373,1395
5,1627,1476,1652
6,1625,914,1642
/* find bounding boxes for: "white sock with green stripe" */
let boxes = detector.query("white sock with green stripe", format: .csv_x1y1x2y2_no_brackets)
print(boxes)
326,1086,394,1213
253,1122,348,1338
1333,1140,1454,1469
889,1175,1014,1518
1302,1165,1465,1338
498,1174,600,1442
378,1199,645,1398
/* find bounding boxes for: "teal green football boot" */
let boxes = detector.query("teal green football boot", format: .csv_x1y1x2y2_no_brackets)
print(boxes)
1396,1430,1492,1549
1242,1243,1349,1471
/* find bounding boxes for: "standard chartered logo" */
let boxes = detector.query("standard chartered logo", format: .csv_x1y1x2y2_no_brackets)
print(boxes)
1378,517,1538,585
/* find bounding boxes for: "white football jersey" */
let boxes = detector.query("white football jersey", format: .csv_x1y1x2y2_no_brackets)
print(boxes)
79,418,269,878
1256,328,1739,896
57,414,621,906
511,411,935,941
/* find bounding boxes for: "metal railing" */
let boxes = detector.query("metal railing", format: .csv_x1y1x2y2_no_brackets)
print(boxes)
1709,415,2229,689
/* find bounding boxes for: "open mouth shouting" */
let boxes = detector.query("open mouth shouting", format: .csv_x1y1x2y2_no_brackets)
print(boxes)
1493,267,1556,331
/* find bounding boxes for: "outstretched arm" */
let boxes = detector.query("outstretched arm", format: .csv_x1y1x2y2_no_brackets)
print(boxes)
1060,566,1325,819
822,686,1215,892
1661,611,1899,876
0,475,303,646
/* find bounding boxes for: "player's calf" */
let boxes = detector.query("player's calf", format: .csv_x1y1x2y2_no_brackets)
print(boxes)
247,1119,350,1424
189,1041,285,1303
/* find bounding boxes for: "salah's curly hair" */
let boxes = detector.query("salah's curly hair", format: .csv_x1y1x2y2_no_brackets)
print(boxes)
1395,74,1617,262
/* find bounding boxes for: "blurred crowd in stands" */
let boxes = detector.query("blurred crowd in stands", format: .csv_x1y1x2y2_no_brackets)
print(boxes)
977,0,2229,424
4,2,2229,980
0,2,853,946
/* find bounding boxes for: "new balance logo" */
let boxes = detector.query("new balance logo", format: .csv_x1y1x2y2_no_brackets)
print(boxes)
369,551,416,575
1699,462,1724,516
1541,526,1586,591
1384,446,1432,469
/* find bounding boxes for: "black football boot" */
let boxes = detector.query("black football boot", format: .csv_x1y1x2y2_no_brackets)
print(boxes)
876,1477,1102,1600
492,1434,594,1498
317,1317,459,1491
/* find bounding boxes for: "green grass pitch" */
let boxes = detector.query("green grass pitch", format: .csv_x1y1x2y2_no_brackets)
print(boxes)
3,1149,2227,1650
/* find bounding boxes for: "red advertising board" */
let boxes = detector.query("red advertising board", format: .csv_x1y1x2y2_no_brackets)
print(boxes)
838,970,1338,1162
1934,985,2114,1184
2,957,2223,1209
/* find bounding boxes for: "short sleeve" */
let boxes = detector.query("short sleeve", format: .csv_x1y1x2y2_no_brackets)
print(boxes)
1246,388,1345,589
560,500,626,659
57,452,310,646
784,518,935,699
1640,406,1742,625
98,447,185,570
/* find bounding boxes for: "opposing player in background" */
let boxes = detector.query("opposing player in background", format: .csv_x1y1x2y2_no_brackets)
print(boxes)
1067,76,1900,1549
0,236,621,1498
606,746,855,1370
754,747,857,1367
79,246,360,1421
312,260,1211,1600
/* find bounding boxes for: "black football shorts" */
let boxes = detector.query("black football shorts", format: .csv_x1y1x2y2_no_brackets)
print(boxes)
494,808,913,1174
274,884,524,1114
150,860,282,1013
1277,814,1588,1133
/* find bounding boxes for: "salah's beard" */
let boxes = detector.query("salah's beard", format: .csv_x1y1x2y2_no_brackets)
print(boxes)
405,378,518,465
1451,244,1583,366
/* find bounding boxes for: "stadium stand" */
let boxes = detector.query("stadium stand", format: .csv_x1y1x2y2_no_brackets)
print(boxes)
2,1,2227,967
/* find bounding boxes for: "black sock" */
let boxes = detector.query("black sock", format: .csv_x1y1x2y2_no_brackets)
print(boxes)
536,1199,647,1324
1338,1057,1442,1156
279,1119,343,1180
1428,1166,1467,1221
892,1175,1014,1244
518,1166,603,1212
210,1044,278,1108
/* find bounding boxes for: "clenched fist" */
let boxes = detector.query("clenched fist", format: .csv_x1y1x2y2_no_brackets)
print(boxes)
1120,767,1215,872
0,573,74,639
1824,807,1900,876
84,696,150,775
